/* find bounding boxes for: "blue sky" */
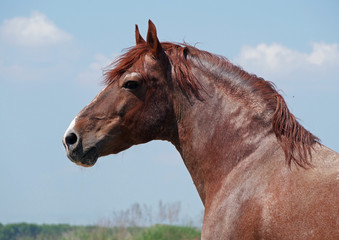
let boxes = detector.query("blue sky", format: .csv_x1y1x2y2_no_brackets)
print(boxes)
0,0,338,225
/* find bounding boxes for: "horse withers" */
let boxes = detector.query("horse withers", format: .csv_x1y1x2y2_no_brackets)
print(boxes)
63,20,339,239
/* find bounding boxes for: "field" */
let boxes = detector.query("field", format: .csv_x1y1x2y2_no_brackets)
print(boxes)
1,202,201,239
0,223,201,240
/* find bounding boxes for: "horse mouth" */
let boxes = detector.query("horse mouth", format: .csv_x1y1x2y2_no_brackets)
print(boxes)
68,147,99,167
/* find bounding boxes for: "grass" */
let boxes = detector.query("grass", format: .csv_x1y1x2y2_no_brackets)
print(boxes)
0,202,202,239
137,225,201,240
0,223,201,240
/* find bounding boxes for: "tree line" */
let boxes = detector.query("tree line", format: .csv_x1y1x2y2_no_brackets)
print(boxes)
0,223,73,240
0,202,202,239
0,223,201,240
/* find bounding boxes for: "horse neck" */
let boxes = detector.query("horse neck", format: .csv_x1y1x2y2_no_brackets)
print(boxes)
170,56,277,204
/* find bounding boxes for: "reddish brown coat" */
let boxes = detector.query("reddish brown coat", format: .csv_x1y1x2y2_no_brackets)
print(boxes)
63,21,339,239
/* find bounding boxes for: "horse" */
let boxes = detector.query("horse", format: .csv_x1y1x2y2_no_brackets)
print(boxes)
63,20,339,239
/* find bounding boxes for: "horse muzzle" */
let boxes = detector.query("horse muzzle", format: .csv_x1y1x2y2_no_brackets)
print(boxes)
63,128,99,167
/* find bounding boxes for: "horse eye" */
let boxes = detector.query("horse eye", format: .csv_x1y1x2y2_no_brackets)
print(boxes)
122,81,139,90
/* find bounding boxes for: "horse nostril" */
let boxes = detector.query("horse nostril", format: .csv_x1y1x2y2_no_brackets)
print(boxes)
65,132,78,147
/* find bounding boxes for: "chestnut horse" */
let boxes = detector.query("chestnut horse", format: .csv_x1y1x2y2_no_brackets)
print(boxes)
63,21,339,239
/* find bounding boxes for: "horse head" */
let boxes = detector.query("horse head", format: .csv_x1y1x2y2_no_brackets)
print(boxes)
63,20,175,167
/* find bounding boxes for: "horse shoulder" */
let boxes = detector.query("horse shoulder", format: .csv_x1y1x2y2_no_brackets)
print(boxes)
201,143,339,239
201,141,285,239
258,145,339,239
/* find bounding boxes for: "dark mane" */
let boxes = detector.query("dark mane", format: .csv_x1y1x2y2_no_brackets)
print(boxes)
105,42,320,168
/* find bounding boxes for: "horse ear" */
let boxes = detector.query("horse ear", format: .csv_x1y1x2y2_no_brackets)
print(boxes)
146,20,163,58
135,24,145,45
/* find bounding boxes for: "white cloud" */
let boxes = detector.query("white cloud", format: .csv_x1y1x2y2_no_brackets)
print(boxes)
0,11,72,46
235,42,339,75
307,43,339,66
